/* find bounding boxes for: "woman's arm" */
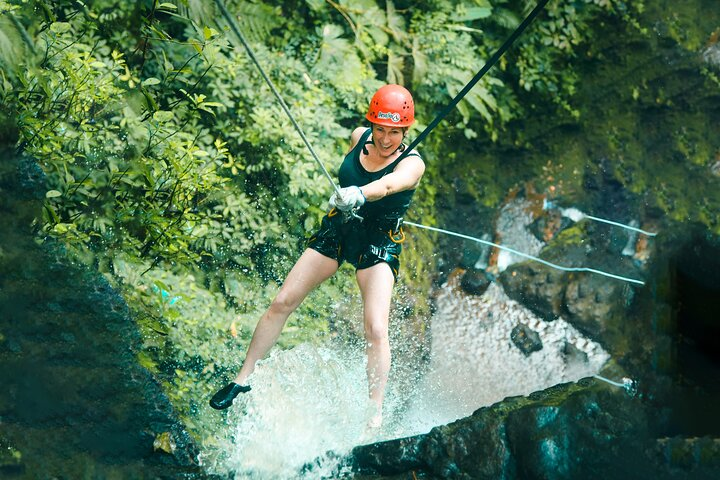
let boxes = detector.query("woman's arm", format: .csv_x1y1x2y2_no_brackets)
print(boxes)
360,154,425,202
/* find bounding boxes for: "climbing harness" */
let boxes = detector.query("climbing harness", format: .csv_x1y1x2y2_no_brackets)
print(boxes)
213,0,653,286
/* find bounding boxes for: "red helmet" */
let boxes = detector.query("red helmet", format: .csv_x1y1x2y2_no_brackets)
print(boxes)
365,84,415,127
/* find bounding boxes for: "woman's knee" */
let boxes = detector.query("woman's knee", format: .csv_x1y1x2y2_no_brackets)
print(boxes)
268,290,300,316
364,320,389,344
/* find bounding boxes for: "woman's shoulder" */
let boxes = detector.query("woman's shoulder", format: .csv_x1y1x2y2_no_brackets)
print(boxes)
401,148,423,162
349,127,370,151
407,147,422,158
351,126,370,142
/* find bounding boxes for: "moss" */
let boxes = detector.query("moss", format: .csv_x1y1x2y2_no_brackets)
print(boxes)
550,224,586,248
435,0,720,238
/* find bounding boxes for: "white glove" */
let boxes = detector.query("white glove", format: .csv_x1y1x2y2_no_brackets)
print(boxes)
329,186,366,212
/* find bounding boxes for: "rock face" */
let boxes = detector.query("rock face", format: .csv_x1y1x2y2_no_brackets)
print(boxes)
459,269,492,296
354,380,720,479
510,323,543,356
498,261,568,321
352,0,720,475
0,147,205,479
353,381,661,479
498,224,640,353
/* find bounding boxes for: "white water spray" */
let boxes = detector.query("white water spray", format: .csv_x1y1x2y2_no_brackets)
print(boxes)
207,344,373,479
398,280,610,433
203,199,612,478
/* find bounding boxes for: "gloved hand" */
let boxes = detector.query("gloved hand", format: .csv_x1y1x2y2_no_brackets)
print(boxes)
329,186,366,212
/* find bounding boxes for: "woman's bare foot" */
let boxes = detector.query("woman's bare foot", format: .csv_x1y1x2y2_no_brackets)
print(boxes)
367,411,383,429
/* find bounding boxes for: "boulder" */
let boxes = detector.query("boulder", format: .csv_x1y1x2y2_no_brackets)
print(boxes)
510,323,543,356
352,381,667,479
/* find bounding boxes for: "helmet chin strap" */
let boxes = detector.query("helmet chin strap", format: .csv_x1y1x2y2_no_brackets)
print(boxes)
362,140,406,157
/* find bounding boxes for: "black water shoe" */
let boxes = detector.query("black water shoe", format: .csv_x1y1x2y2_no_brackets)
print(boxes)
209,382,251,410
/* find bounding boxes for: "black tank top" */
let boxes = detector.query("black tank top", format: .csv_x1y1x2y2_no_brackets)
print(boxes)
337,128,420,222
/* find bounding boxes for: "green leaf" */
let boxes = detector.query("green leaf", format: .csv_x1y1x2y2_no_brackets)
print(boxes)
46,190,62,198
49,22,71,34
452,7,492,22
142,77,161,86
52,223,73,234
305,0,325,11
138,351,158,373
203,26,219,40
153,110,174,122
189,39,203,54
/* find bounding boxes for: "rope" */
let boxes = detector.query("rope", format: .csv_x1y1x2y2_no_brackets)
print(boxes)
544,201,658,237
404,221,646,286
584,214,657,237
396,0,550,163
212,0,341,196
213,0,646,286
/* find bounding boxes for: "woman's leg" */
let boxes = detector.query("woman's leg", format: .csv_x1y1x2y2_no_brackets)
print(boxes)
233,249,338,385
356,262,395,427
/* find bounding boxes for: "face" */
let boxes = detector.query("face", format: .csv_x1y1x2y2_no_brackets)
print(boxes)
371,124,406,157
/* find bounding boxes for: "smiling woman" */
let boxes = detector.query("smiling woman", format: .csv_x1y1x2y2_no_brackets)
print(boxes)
210,84,425,430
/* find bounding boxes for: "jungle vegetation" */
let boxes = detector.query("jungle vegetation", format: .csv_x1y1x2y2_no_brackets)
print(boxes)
7,0,717,444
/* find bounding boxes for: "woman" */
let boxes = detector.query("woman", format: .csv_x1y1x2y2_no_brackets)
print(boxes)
210,84,425,428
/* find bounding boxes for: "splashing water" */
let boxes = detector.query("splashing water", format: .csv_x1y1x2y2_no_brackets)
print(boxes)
205,343,375,479
204,198,610,478
203,277,609,479
495,199,545,272
397,279,610,433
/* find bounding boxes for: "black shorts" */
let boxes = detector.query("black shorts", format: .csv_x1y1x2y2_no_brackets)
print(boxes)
307,209,405,280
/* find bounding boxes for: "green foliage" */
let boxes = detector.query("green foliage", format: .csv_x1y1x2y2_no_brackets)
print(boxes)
513,0,645,120
6,0,684,448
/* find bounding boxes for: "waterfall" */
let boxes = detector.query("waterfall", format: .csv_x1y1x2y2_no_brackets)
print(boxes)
204,198,610,478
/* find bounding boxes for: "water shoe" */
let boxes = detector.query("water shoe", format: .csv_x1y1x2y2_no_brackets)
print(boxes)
209,382,251,410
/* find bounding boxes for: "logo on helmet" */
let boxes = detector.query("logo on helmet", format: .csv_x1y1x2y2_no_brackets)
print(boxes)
377,111,401,123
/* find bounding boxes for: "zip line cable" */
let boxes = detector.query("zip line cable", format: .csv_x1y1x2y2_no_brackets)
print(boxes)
593,374,638,396
404,222,646,285
584,214,656,236
212,0,650,286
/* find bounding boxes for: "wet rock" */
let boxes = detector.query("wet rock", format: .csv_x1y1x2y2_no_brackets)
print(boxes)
353,435,425,474
510,324,543,356
564,273,634,348
459,269,492,296
0,147,206,479
352,382,659,479
499,262,567,321
528,211,573,243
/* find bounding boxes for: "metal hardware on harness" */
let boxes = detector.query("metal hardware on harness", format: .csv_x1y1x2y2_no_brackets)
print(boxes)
340,208,363,223
389,227,405,244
